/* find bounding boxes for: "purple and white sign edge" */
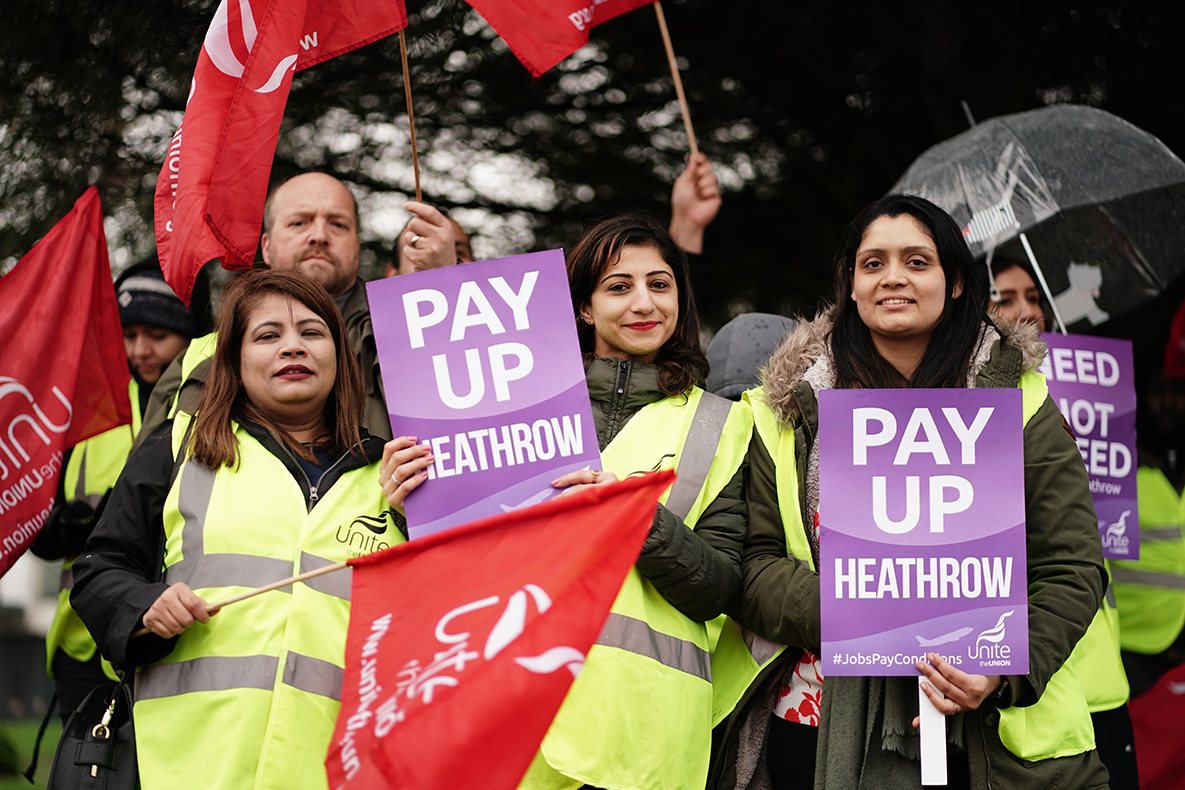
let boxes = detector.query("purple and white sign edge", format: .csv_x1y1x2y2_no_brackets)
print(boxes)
1039,334,1138,560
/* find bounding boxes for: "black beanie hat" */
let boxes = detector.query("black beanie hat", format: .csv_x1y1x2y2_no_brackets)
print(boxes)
115,262,197,339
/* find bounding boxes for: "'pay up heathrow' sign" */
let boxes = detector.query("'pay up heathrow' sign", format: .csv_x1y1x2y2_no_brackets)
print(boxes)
819,389,1028,676
368,250,601,538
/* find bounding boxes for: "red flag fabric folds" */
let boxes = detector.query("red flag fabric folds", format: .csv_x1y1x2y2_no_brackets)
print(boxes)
0,187,131,577
325,470,673,790
461,0,652,77
155,0,407,303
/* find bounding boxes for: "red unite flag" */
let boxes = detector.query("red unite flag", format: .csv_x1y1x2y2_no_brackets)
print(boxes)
461,0,653,77
326,471,673,790
0,187,131,577
155,0,407,303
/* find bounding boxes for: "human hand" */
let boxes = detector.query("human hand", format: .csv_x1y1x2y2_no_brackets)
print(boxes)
380,436,434,513
551,468,620,497
669,153,721,254
142,583,214,639
911,652,1001,727
400,202,458,274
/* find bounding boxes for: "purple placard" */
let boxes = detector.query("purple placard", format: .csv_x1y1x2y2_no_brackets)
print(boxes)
367,250,601,538
819,389,1029,677
1038,334,1138,560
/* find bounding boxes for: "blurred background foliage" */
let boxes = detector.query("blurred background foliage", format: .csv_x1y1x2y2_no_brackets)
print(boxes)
2,0,1184,329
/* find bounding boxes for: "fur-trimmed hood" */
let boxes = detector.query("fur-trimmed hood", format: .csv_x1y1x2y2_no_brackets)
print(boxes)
758,305,1048,425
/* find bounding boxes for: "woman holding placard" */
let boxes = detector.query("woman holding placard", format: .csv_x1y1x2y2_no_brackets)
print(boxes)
73,270,401,790
518,212,749,790
711,195,1108,789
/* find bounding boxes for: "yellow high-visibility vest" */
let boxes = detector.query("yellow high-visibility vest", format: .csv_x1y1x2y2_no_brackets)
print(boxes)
133,419,398,790
522,387,751,790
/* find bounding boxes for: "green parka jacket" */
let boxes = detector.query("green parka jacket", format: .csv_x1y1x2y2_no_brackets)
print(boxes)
585,356,746,620
708,313,1108,790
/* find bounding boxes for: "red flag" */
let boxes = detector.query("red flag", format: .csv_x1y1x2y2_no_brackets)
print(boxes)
461,0,652,77
155,0,407,303
325,471,673,790
0,187,131,577
1129,662,1185,790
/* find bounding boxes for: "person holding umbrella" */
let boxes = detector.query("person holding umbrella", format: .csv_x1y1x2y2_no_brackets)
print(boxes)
712,195,1108,789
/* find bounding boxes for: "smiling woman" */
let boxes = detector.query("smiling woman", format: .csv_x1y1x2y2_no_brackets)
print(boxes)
499,213,754,790
716,195,1109,790
71,270,408,790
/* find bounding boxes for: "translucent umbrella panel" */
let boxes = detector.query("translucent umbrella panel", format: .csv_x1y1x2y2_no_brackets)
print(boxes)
983,182,1185,332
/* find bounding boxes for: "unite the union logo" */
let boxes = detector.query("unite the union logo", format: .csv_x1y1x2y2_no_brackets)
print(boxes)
968,610,1014,662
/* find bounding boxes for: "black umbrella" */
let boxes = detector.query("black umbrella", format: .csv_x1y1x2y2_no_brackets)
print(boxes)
891,104,1185,333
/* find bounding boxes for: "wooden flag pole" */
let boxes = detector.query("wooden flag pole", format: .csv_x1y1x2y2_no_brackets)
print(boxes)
131,560,349,638
399,29,424,203
652,1,699,158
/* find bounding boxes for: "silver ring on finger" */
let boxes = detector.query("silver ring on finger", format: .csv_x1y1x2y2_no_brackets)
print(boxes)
410,234,421,248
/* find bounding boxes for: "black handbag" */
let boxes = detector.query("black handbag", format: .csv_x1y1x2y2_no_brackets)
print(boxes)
43,678,138,790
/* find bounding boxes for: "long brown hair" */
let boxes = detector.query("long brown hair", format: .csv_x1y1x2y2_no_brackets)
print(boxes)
189,269,364,469
566,212,708,396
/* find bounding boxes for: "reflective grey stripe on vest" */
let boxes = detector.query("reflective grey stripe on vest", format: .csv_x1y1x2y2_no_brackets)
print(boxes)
1105,582,1117,610
596,613,711,682
72,447,105,508
165,461,295,591
1140,527,1184,543
300,552,352,601
60,567,73,591
136,652,343,702
136,654,277,701
283,652,344,700
664,393,732,522
1110,568,1185,590
166,553,296,593
164,459,347,600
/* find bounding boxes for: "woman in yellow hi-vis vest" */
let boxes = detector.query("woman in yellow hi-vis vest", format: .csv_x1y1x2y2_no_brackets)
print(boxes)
30,259,204,721
73,271,403,790
712,196,1109,790
987,256,1138,789
388,213,750,790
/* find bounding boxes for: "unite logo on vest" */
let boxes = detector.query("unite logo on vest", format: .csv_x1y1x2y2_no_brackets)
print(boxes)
336,510,398,557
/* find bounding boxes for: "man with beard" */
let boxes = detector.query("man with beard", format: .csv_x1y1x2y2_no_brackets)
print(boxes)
142,172,395,440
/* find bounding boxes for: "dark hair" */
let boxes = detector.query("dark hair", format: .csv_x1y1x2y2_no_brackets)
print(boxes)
189,269,364,469
566,212,708,396
990,254,1052,331
262,173,360,236
831,194,989,389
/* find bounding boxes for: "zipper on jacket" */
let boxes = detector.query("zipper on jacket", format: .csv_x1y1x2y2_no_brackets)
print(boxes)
308,486,319,504
608,359,630,440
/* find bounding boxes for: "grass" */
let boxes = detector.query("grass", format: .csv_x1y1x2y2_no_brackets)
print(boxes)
0,719,62,789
